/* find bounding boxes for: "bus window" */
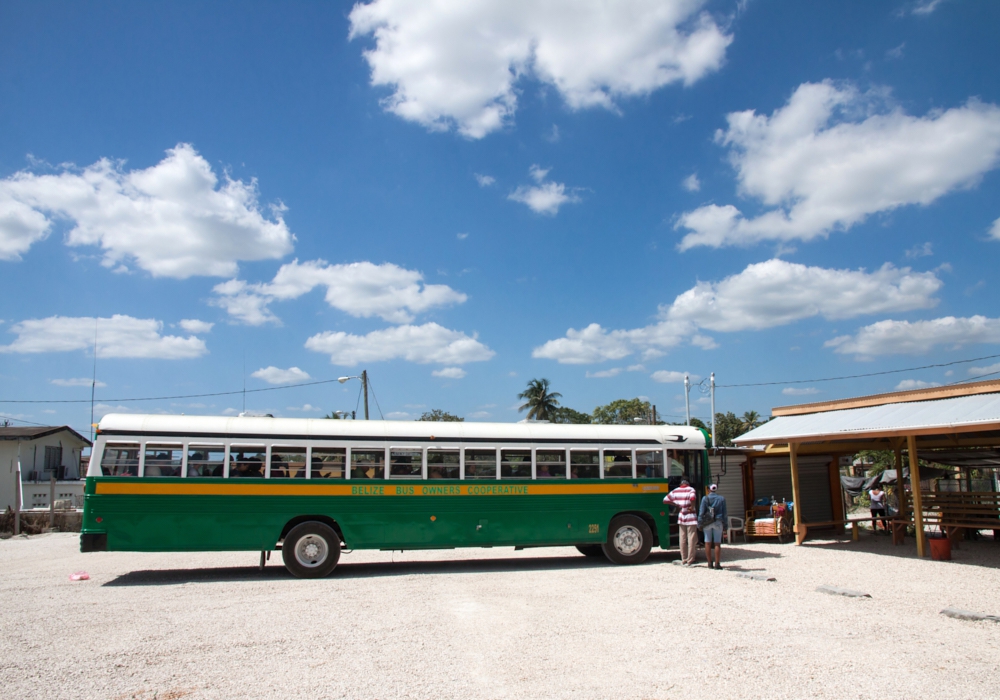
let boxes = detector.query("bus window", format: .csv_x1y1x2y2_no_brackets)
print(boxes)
271,447,306,478
535,450,566,478
390,449,422,478
311,448,345,479
570,451,599,479
228,446,265,478
188,445,226,477
464,450,496,479
101,443,139,476
668,450,695,479
604,450,633,478
501,450,531,479
143,445,182,477
427,450,459,479
636,450,664,479
352,450,385,479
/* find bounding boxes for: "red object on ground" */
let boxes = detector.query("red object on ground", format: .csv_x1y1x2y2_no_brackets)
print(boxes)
69,571,90,581
929,538,951,561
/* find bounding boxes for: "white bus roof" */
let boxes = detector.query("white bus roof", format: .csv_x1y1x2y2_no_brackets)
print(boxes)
97,414,706,447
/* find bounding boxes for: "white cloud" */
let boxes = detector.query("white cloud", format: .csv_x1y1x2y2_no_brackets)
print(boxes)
456,232,469,240
469,410,492,419
627,364,646,372
905,242,933,259
386,411,412,419
894,379,940,391
911,0,948,15
586,367,623,378
252,366,311,385
178,319,215,334
781,387,820,396
651,370,687,383
989,217,1000,241
0,315,207,359
474,174,495,187
287,404,323,412
826,316,1000,357
349,0,732,139
432,366,467,379
508,165,580,215
968,362,1000,378
676,82,1000,250
669,259,941,332
211,259,467,325
535,258,942,363
0,144,294,275
306,322,495,366
682,173,701,192
51,378,107,388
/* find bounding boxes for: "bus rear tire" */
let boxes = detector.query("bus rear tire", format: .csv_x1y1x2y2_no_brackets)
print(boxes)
575,544,605,558
601,515,652,565
282,522,341,578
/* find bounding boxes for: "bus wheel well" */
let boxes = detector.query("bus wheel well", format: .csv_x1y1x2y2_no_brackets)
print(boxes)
280,516,344,548
614,510,659,547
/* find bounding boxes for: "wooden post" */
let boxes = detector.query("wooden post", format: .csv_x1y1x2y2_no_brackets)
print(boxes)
893,444,905,545
907,434,927,557
790,442,805,544
49,473,55,528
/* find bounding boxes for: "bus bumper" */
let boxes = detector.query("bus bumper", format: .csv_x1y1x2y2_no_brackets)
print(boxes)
80,533,107,553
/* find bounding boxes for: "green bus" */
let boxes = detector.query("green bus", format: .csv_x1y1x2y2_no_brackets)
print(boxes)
82,414,710,577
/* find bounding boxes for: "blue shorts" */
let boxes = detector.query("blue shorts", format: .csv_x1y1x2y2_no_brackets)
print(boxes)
703,521,724,543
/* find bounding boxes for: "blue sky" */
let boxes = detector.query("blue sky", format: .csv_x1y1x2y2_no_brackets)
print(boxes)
2,0,1000,435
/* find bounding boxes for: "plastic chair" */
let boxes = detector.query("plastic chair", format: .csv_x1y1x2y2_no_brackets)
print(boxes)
727,516,746,544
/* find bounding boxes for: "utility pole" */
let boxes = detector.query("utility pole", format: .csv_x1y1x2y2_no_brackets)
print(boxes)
684,373,691,426
651,405,657,425
362,370,369,420
710,372,717,450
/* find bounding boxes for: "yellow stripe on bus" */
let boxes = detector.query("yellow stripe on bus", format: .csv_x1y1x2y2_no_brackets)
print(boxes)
94,481,665,497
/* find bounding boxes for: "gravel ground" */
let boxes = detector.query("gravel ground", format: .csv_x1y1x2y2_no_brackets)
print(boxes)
1,533,998,700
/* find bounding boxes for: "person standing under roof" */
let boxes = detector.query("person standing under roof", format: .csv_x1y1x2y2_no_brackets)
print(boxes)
664,478,699,566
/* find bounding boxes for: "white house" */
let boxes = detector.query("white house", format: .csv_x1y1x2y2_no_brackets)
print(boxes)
1,426,91,511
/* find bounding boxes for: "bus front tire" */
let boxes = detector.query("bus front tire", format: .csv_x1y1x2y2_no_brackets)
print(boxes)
601,515,652,565
282,522,341,578
575,544,605,558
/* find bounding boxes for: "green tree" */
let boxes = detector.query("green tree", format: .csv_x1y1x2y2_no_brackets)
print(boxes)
324,411,352,419
855,450,893,477
592,398,662,425
740,410,763,433
689,417,708,431
712,411,743,447
517,378,562,421
417,409,464,422
550,406,592,424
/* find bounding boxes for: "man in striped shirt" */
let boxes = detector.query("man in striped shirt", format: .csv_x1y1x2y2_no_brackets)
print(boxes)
663,478,698,565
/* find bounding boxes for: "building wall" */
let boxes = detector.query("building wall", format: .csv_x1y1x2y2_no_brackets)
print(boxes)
0,431,89,511
750,455,834,524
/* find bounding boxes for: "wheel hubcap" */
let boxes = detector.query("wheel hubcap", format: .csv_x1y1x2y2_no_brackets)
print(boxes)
613,525,642,556
294,534,329,568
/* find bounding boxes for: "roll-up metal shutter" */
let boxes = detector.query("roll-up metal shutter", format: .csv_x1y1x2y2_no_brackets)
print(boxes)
752,455,833,524
709,454,745,516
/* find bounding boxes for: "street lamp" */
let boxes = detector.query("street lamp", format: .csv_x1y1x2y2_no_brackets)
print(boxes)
337,370,369,420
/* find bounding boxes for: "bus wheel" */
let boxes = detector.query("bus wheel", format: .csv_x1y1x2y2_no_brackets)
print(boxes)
282,522,341,578
602,515,652,565
575,544,605,558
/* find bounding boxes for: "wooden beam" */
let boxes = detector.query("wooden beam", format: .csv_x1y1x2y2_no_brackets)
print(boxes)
771,379,1000,417
908,434,927,557
829,454,845,535
893,443,905,546
749,434,1000,454
790,442,805,545
735,421,1000,448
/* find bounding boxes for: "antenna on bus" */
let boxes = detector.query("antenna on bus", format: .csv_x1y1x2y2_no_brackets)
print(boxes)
90,319,98,443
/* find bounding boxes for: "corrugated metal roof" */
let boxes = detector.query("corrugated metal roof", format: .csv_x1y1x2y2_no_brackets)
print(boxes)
734,392,1000,445
0,426,91,444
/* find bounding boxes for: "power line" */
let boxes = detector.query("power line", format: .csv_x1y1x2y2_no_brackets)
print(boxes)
716,352,1000,389
0,377,345,404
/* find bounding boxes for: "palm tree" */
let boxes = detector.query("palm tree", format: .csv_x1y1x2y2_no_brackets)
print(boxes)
740,410,762,433
517,378,562,422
